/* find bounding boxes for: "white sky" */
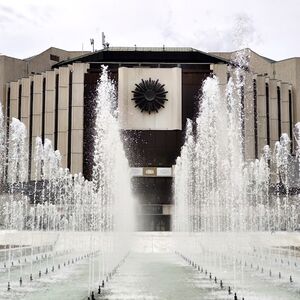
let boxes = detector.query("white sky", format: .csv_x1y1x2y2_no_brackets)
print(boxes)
0,0,299,61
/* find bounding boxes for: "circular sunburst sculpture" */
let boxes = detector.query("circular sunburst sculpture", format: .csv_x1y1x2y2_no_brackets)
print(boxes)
132,78,168,114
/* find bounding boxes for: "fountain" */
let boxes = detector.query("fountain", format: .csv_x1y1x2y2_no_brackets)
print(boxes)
173,53,300,299
0,66,135,299
0,58,299,299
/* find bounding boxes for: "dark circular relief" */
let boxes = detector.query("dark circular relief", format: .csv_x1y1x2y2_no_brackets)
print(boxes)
131,78,168,114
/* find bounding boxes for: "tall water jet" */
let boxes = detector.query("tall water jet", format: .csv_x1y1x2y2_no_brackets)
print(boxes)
0,86,135,298
7,118,28,186
6,118,28,289
0,101,5,184
173,60,300,299
89,65,135,296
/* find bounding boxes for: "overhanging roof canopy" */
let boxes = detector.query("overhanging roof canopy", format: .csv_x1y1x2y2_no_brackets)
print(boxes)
53,47,228,68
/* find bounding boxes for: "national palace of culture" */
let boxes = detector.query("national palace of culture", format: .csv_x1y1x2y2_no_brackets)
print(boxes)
0,46,298,230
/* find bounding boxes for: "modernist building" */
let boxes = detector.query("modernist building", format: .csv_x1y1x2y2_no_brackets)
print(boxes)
0,47,89,107
0,47,298,230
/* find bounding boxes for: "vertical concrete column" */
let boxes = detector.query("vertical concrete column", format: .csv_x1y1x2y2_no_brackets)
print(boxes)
211,63,227,95
9,81,18,120
70,63,89,174
256,75,267,152
4,83,9,133
277,81,282,140
281,83,290,135
269,79,279,149
28,76,33,180
244,75,255,160
32,74,43,138
58,67,69,168
45,70,56,144
212,63,257,159
20,77,30,170
281,83,293,152
288,85,294,152
31,74,43,178
21,78,30,130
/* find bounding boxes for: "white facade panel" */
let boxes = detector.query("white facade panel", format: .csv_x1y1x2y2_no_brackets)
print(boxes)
118,67,182,130
130,167,173,177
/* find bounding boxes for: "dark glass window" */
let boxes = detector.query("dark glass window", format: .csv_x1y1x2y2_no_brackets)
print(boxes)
67,71,73,170
18,84,22,120
50,54,60,62
226,72,230,82
6,87,11,130
5,87,11,179
289,90,293,153
41,78,46,143
265,83,270,146
28,81,34,179
54,74,59,150
240,76,245,155
277,86,281,139
131,177,173,205
253,79,258,158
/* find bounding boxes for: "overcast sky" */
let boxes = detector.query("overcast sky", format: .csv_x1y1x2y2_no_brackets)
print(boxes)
0,0,299,61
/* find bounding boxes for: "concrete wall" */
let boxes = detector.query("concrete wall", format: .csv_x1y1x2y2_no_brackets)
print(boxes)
256,75,267,153
57,67,69,167
9,81,19,120
247,51,274,76
0,56,27,114
70,63,88,174
212,63,256,160
45,70,56,143
20,77,30,131
1,47,298,172
118,67,182,130
211,49,274,76
212,56,294,160
26,47,89,75
281,83,293,135
0,47,89,115
274,58,300,136
4,62,88,176
244,74,255,160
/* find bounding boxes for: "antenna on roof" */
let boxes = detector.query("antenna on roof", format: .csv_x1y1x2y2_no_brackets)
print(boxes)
102,32,109,49
90,38,95,52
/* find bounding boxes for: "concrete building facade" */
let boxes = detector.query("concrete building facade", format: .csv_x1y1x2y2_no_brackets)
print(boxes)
0,47,89,119
0,47,298,230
